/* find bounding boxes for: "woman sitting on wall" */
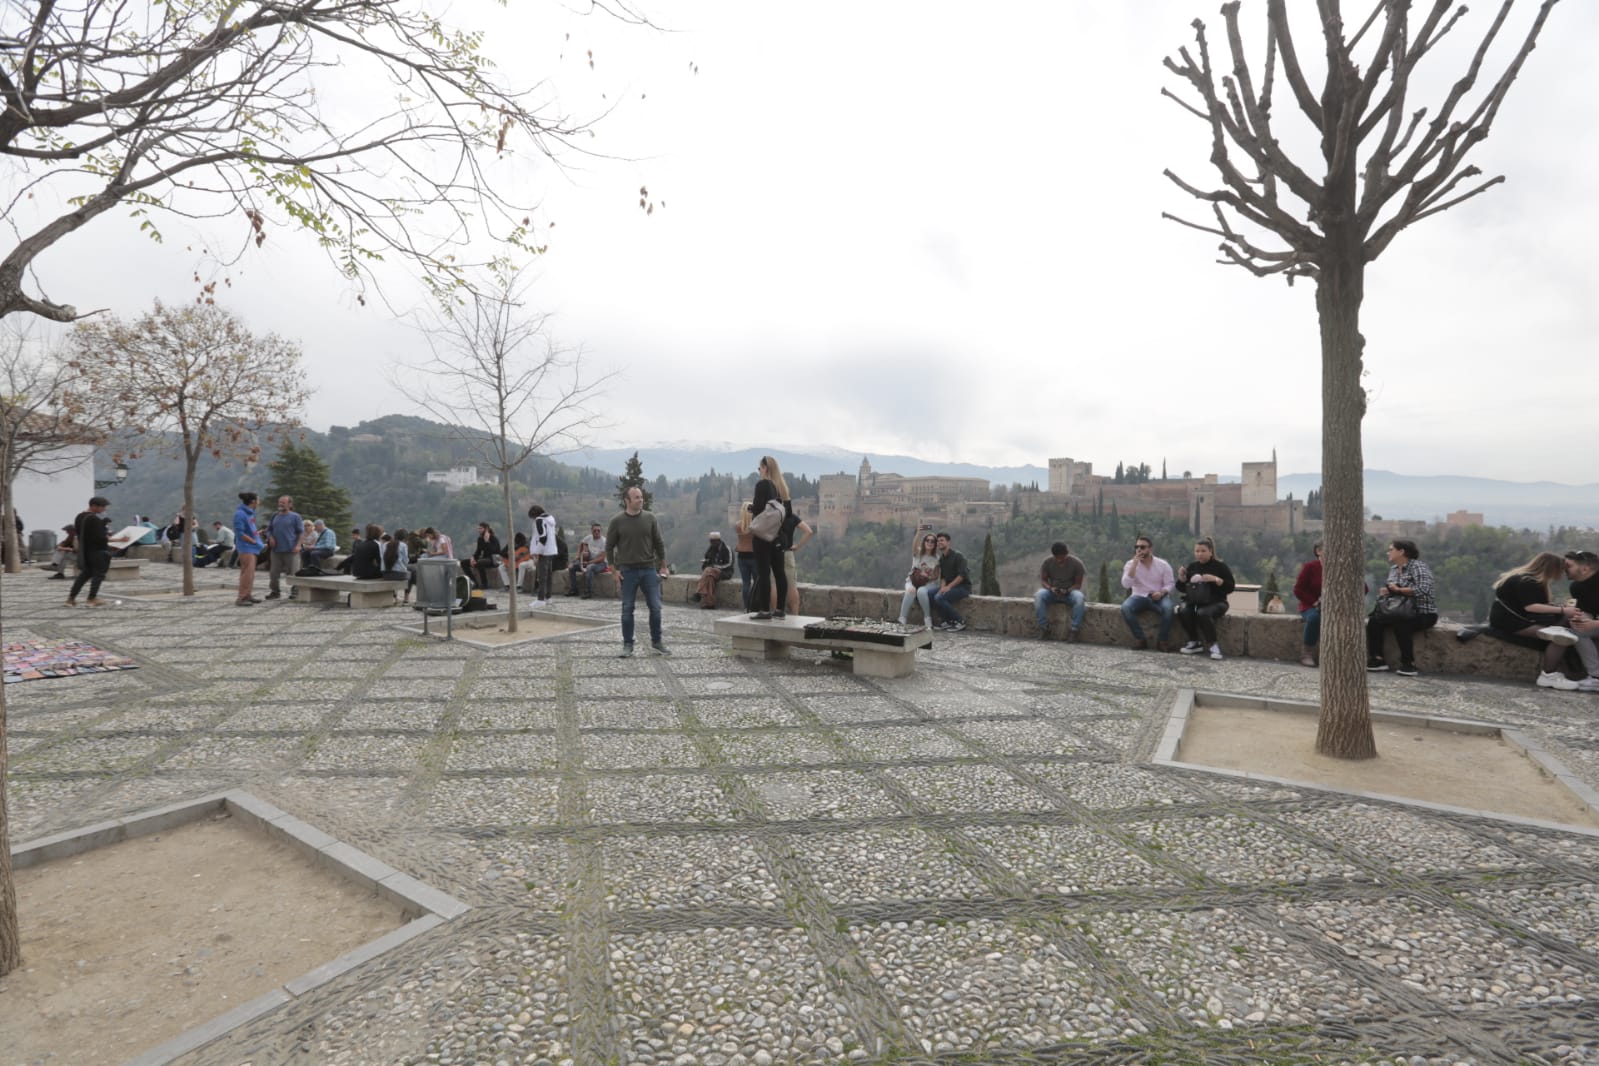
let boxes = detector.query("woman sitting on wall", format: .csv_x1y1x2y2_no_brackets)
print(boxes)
1176,536,1236,660
1489,551,1582,691
1365,538,1437,677
347,524,385,579
897,529,941,626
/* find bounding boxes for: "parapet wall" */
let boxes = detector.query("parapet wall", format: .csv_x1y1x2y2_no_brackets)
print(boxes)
618,573,1551,686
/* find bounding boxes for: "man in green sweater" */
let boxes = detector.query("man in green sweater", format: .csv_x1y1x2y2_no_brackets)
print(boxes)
606,486,672,657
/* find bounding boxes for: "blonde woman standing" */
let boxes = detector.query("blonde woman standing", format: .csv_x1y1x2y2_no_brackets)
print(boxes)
749,455,791,620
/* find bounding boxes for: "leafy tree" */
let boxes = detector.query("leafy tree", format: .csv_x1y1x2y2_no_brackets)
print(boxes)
397,268,610,631
66,301,306,597
0,0,649,323
1163,2,1561,759
616,452,653,510
268,440,352,539
979,533,1000,595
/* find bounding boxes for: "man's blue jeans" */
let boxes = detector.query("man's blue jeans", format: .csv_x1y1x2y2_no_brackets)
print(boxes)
1121,594,1174,642
1300,605,1321,647
1034,588,1086,631
619,565,663,647
930,583,970,623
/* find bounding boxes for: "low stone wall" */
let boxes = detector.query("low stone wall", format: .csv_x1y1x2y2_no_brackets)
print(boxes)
632,573,1548,686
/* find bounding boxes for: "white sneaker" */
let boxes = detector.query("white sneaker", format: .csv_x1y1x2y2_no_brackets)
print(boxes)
1577,677,1599,693
1209,644,1223,660
1538,626,1580,647
1537,671,1580,691
1179,641,1203,654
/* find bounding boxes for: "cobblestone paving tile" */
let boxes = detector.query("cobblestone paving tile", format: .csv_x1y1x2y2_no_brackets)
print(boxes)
10,735,167,773
465,676,563,700
1182,775,1306,802
363,677,460,700
1459,882,1599,955
419,932,572,1065
82,774,232,823
459,837,573,910
1277,804,1532,874
1018,762,1202,809
155,736,292,771
446,733,561,771
211,703,331,732
899,692,1031,720
767,671,869,693
879,764,1057,814
962,824,1186,895
380,658,469,678
579,733,703,770
141,684,250,707
849,918,1145,1052
744,769,901,821
711,730,843,767
6,771,112,828
947,718,1086,757
691,698,813,729
81,705,214,732
573,675,672,699
1487,826,1599,870
578,699,682,730
453,699,562,731
300,734,431,772
3,705,109,731
1051,715,1144,753
833,724,975,761
259,774,410,822
255,679,364,701
791,827,989,904
675,674,776,697
1083,906,1387,1026
609,927,863,1065
1280,895,1599,1011
1127,812,1365,884
429,777,560,827
333,701,449,731
598,832,781,911
587,772,738,824
794,694,913,724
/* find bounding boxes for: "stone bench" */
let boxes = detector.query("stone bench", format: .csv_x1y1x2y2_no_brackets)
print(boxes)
55,557,142,580
288,574,406,609
713,613,933,678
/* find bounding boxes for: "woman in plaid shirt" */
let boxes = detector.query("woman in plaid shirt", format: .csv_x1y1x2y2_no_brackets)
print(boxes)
1365,538,1436,677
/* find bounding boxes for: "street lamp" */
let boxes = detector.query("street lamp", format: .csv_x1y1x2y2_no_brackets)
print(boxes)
94,461,129,491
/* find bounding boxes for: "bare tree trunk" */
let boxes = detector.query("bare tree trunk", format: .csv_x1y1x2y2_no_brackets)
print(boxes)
181,454,198,596
1314,245,1376,760
0,557,22,974
1,467,18,574
502,470,519,633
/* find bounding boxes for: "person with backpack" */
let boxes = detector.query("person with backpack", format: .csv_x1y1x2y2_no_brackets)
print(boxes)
748,455,791,620
528,504,559,606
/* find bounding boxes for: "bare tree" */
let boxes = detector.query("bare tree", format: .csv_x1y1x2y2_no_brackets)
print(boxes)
1,0,651,323
1163,0,1560,758
0,320,104,571
399,268,611,632
65,301,308,596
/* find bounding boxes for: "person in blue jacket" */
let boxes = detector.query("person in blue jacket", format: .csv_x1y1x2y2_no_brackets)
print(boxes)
233,492,263,606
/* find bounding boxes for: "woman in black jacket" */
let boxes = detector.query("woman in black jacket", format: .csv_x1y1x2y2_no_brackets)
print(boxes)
748,456,791,620
1489,551,1582,690
471,522,502,588
348,523,385,579
1176,536,1236,660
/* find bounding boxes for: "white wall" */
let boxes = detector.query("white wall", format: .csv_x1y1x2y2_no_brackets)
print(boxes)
12,444,96,543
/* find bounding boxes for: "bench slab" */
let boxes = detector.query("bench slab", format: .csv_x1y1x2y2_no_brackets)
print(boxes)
289,575,407,609
102,559,142,581
714,614,932,678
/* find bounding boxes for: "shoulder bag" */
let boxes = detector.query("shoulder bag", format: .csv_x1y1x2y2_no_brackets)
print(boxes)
1374,592,1416,621
750,499,786,542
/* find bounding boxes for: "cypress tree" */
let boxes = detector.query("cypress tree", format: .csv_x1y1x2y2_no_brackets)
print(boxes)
1096,560,1112,603
979,533,1000,596
616,451,652,509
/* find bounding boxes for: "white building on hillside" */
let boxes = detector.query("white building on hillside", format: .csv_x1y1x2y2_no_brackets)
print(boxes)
425,465,487,493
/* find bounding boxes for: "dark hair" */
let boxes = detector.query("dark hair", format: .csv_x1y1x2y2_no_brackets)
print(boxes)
479,522,495,536
1051,541,1069,556
1390,538,1420,560
936,530,951,541
1313,540,1324,553
385,527,407,570
364,523,382,541
1135,533,1153,547
513,531,528,547
238,492,257,506
88,495,110,507
1565,550,1599,567
1195,536,1219,558
527,504,546,519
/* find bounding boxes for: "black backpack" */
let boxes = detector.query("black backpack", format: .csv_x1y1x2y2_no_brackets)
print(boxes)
552,530,569,570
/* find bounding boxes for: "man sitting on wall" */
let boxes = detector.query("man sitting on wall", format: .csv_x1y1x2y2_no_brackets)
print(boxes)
304,519,338,571
928,532,971,632
566,522,608,598
1120,534,1177,651
1566,550,1599,692
692,531,735,609
1034,540,1087,642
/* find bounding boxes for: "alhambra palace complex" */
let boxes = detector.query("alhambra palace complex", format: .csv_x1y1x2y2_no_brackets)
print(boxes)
801,455,1485,540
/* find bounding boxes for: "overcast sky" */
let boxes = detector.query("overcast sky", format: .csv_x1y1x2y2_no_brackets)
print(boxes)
20,0,1599,484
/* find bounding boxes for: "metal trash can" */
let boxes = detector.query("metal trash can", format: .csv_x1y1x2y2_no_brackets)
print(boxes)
28,529,57,562
413,557,461,639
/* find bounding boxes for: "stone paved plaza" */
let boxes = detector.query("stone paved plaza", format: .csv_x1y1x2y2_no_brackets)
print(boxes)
7,567,1599,1065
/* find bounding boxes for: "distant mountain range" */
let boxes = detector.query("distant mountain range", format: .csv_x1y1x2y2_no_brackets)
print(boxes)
570,444,1599,531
